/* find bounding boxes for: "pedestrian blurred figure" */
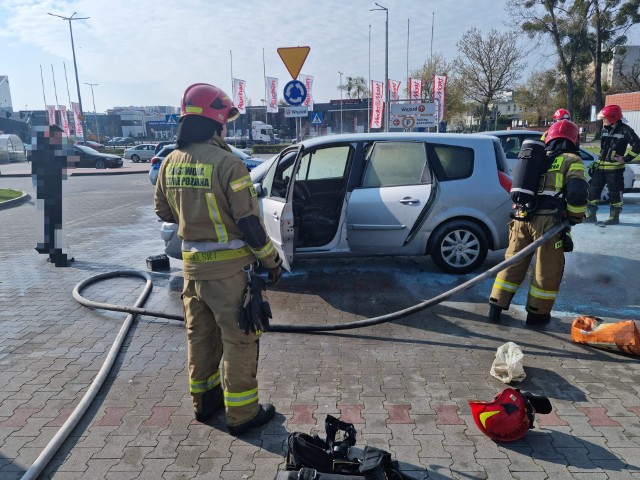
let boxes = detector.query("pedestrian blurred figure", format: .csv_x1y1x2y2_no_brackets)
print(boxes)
584,105,640,225
488,120,588,326
154,83,282,435
31,124,76,267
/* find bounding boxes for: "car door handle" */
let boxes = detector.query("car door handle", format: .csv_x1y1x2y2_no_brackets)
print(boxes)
272,212,280,220
399,197,420,205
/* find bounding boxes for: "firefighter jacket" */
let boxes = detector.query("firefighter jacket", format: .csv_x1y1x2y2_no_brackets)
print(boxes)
596,121,640,171
534,152,588,225
154,137,280,280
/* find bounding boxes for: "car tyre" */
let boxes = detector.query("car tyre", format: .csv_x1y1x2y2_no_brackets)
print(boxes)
429,219,488,274
131,154,140,163
95,159,107,169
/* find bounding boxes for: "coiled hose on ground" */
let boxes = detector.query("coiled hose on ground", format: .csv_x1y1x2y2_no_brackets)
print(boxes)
21,220,569,480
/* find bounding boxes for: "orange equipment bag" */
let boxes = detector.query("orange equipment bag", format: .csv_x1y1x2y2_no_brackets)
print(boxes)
571,316,640,357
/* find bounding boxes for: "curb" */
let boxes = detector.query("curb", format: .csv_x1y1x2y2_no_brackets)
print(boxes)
0,191,31,210
0,169,148,178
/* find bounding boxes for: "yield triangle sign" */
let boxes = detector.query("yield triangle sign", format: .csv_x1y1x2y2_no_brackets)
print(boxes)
277,46,311,80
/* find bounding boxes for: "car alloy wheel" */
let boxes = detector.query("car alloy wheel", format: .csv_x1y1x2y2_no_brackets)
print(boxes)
429,219,488,274
131,154,140,162
95,159,107,169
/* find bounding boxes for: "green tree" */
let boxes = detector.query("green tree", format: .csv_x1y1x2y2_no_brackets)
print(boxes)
453,28,526,131
514,69,560,125
339,76,369,99
508,0,591,115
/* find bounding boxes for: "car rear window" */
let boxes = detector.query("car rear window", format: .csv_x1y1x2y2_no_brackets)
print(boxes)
428,143,474,180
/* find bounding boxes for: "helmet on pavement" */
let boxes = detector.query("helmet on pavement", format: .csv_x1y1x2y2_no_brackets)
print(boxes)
180,83,240,125
469,388,534,442
544,119,580,147
597,104,623,124
553,108,571,121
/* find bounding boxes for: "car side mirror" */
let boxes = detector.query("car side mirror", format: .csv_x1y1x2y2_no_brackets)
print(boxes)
253,183,264,197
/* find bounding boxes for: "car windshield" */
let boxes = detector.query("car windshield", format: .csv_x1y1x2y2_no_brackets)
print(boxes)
75,144,100,155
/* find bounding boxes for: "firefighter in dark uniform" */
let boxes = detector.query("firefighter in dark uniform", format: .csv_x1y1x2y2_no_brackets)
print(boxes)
488,120,588,326
584,104,640,225
154,83,282,435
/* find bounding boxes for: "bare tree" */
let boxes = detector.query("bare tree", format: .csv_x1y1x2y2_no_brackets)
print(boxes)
453,28,526,131
610,52,640,92
514,69,560,126
507,0,591,116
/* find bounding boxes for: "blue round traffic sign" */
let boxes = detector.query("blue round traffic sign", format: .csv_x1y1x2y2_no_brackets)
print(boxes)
283,80,307,106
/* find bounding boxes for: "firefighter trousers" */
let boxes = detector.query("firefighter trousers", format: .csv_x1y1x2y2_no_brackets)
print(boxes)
588,168,624,210
489,215,565,316
182,271,261,426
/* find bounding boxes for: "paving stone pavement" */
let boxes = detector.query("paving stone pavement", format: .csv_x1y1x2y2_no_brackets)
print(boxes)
1,173,639,479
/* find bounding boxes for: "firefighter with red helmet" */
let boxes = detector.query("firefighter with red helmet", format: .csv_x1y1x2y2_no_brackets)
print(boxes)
154,83,282,435
584,104,640,225
488,120,588,325
541,108,572,142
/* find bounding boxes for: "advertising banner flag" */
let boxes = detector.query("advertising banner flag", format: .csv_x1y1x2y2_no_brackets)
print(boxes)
370,80,384,129
409,78,423,102
233,78,246,114
299,74,314,111
71,102,83,138
47,105,56,126
59,105,71,137
388,79,401,101
432,75,448,122
266,77,279,113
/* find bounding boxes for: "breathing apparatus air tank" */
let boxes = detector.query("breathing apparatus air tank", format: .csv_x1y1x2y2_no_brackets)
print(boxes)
509,138,548,219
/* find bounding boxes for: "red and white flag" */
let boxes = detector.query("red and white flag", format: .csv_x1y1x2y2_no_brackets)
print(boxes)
299,74,314,111
432,75,448,122
370,80,384,129
59,105,71,137
71,102,83,138
47,105,56,126
265,77,278,113
233,78,246,114
409,78,423,102
388,79,401,101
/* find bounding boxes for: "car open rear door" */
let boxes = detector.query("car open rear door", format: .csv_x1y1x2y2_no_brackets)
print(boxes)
257,150,300,271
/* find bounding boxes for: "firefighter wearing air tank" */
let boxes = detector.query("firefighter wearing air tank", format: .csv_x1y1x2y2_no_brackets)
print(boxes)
154,83,282,435
487,120,588,326
584,104,640,225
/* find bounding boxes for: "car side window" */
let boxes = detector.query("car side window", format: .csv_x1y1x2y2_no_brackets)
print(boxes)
429,144,474,181
262,151,297,200
296,146,350,181
362,141,428,188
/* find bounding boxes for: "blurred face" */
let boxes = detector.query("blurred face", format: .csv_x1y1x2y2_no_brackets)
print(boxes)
221,123,228,138
602,117,612,126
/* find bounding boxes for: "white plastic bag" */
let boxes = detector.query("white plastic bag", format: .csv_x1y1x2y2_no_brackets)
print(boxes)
490,342,526,383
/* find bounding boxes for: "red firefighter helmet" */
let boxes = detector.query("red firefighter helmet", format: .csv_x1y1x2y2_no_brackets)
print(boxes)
553,108,571,121
469,388,534,442
597,104,623,123
180,83,240,124
544,119,580,146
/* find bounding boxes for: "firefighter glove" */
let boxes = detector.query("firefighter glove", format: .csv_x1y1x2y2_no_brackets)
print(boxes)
587,163,596,176
238,276,272,335
268,265,282,286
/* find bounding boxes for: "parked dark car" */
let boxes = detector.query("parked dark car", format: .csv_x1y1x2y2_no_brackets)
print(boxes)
72,144,123,169
74,140,105,151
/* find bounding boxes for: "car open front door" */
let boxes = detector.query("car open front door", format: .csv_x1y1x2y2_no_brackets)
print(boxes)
257,150,299,271
346,141,433,253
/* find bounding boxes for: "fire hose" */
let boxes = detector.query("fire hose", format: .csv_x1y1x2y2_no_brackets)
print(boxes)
21,219,569,480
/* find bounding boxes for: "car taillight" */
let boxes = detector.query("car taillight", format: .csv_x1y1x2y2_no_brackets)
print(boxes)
498,171,512,194
150,157,162,166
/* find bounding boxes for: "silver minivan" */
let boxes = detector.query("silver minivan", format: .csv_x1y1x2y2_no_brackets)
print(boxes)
160,133,513,274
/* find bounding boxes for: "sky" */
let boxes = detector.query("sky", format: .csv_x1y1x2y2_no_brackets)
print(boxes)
1,0,640,114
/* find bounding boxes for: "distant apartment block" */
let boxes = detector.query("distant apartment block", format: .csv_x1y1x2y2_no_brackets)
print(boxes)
0,76,13,112
606,45,640,88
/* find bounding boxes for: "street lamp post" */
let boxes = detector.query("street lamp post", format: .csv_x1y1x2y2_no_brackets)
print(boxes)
84,83,99,142
48,12,89,142
371,3,389,132
338,71,344,134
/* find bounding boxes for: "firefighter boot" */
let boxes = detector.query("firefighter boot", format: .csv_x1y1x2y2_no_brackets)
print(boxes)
194,386,224,423
603,206,622,225
488,304,504,322
228,403,276,436
525,311,551,326
583,204,598,223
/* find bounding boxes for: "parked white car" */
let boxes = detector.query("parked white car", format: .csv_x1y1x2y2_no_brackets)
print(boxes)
124,144,157,163
159,133,515,274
